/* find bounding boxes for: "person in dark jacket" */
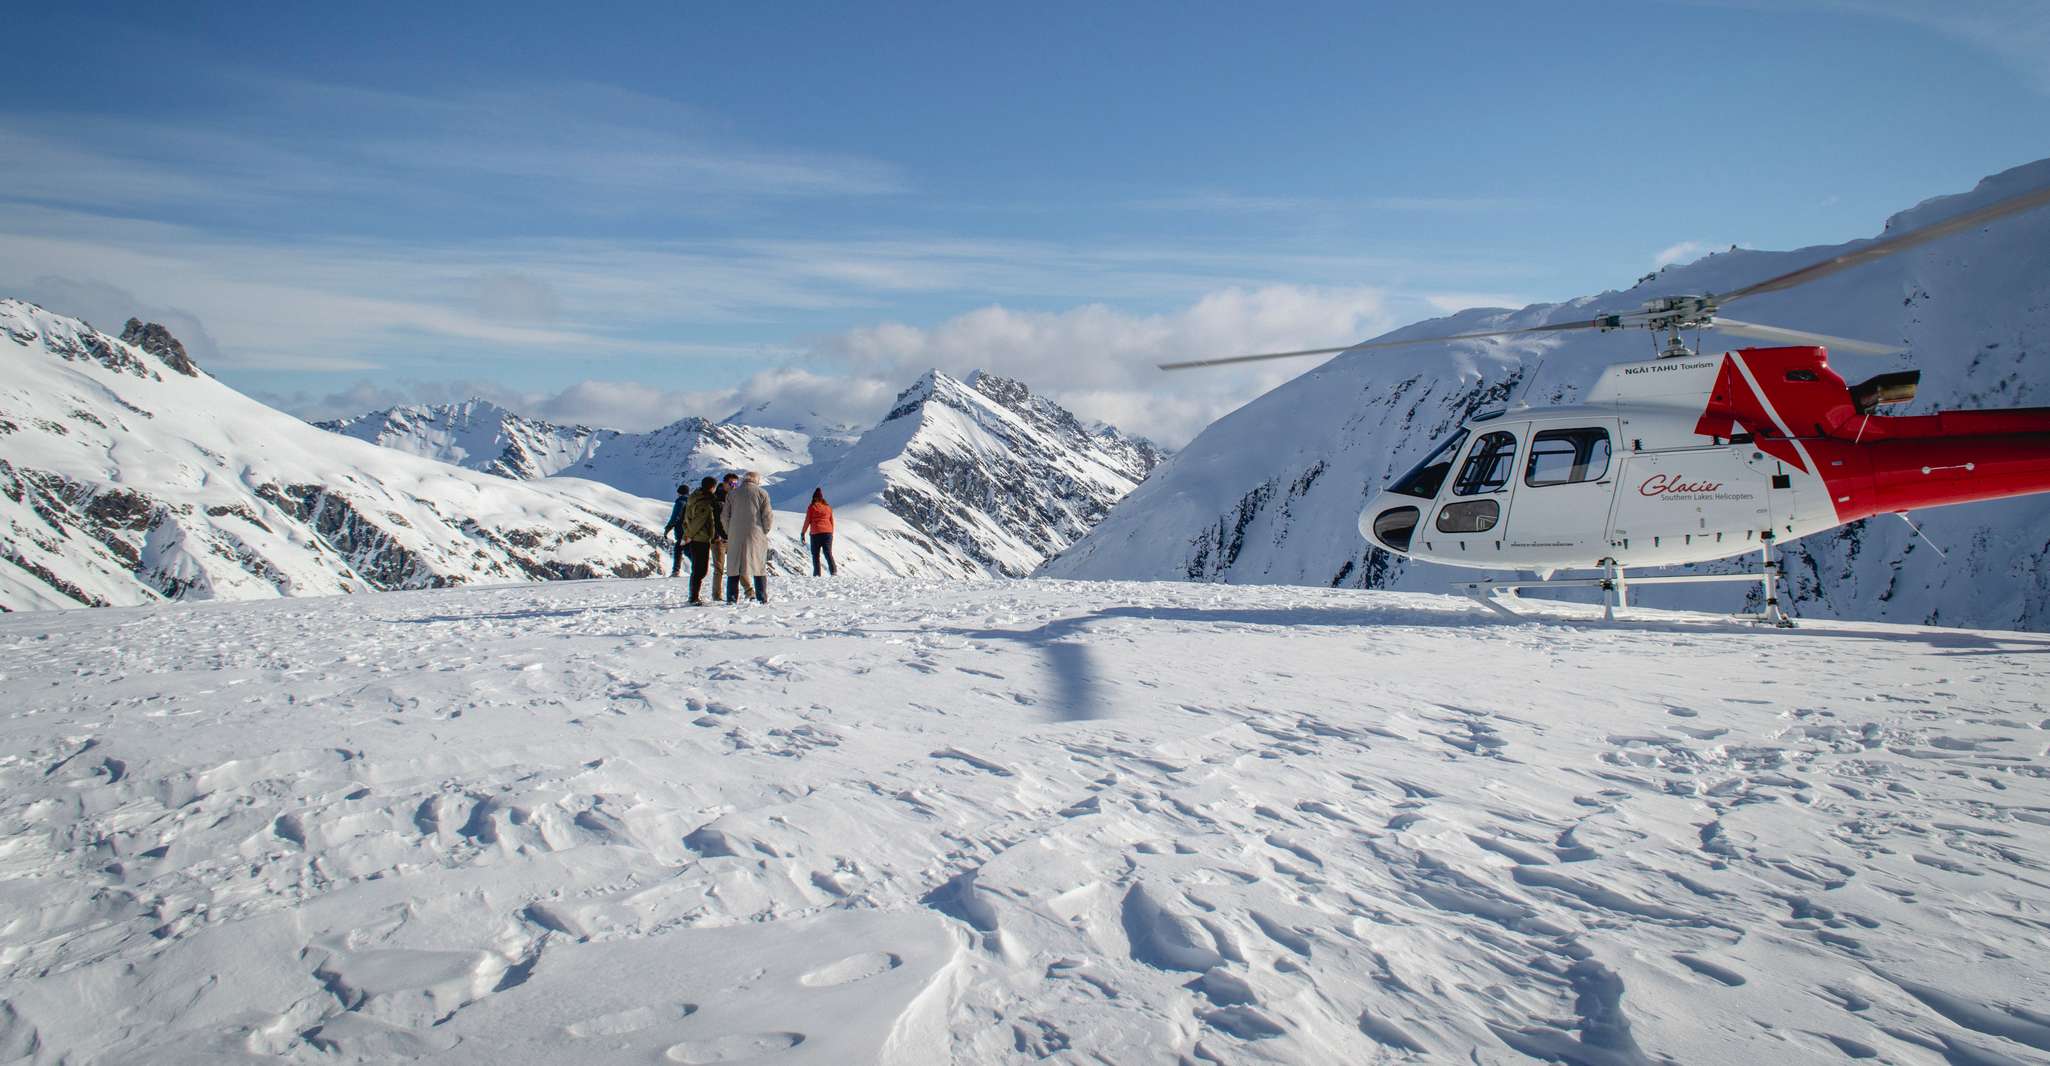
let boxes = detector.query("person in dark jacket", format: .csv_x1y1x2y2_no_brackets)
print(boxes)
680,476,719,604
660,483,691,578
801,488,837,577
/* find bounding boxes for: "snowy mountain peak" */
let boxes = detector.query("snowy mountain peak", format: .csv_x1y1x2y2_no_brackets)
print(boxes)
883,367,955,421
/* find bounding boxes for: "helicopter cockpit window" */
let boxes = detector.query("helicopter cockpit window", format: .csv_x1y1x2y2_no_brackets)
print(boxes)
1524,428,1612,487
1387,429,1469,499
1451,431,1518,496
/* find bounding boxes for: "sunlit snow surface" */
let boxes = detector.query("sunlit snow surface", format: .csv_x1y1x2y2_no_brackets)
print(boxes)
2,577,2047,1063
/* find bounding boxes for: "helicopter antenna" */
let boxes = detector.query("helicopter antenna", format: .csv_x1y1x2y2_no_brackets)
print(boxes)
1510,357,1546,409
1894,512,1947,558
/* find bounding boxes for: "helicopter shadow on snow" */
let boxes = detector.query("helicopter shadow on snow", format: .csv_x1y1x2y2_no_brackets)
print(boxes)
944,603,2050,721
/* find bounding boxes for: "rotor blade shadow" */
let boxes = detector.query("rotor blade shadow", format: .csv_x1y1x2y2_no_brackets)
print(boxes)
947,615,1110,721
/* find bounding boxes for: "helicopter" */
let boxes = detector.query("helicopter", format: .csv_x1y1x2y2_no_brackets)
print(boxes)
1161,181,2050,625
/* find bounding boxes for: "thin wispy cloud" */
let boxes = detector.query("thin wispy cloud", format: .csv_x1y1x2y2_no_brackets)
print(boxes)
1826,0,2050,93
1650,240,1742,270
0,193,1532,377
1132,191,1532,215
0,79,906,227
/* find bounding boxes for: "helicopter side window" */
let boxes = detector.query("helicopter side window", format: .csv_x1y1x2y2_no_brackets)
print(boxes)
1386,429,1469,499
1436,499,1499,533
1524,428,1612,487
1451,431,1518,496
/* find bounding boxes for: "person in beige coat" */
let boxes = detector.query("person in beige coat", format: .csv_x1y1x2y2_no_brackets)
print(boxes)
719,470,774,603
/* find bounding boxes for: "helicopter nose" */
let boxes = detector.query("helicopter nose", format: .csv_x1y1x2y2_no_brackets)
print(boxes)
1359,494,1421,554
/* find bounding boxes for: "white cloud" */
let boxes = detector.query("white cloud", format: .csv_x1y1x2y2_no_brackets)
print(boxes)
721,367,900,431
812,285,1395,445
526,380,741,431
1653,241,1709,269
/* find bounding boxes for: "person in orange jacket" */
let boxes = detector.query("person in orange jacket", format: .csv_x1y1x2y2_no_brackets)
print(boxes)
801,488,837,577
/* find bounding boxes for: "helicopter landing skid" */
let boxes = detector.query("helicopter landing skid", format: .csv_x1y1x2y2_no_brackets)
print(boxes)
1454,556,1796,627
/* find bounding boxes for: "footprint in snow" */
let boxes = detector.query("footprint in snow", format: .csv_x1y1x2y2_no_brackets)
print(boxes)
564,1002,698,1038
797,952,901,987
664,1032,805,1063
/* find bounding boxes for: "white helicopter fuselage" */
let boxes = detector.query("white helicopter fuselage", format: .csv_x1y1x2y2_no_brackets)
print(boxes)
1358,350,1846,576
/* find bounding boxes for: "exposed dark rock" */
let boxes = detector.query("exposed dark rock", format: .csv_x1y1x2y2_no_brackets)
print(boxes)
0,547,111,607
257,482,437,589
46,330,156,380
120,319,199,377
85,489,155,531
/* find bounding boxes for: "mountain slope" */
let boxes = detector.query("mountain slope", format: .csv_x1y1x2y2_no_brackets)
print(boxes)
0,300,689,610
1044,159,2050,631
322,401,814,495
775,370,1165,576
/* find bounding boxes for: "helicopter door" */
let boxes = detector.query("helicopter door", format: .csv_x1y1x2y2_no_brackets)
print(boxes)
1496,423,1619,567
1420,427,1522,558
1744,449,1808,536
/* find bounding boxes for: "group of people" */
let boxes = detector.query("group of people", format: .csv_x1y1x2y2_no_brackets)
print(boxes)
661,472,838,605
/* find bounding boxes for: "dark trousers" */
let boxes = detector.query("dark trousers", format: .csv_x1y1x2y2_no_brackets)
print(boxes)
682,541,711,601
726,575,767,603
669,538,685,577
810,532,837,576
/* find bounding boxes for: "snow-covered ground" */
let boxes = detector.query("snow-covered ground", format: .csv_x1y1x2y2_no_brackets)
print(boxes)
2,577,2047,1064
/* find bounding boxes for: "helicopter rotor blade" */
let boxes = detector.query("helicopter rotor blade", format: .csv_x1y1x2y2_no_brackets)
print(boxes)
1717,181,2050,306
1708,318,1905,356
1157,318,1609,371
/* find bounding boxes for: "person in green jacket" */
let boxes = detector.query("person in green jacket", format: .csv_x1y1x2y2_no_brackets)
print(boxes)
679,476,720,604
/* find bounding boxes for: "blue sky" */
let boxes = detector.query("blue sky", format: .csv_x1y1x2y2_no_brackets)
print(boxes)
3,1,2047,443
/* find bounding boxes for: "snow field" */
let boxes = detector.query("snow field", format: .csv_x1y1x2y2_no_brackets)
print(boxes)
1,577,2048,1063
